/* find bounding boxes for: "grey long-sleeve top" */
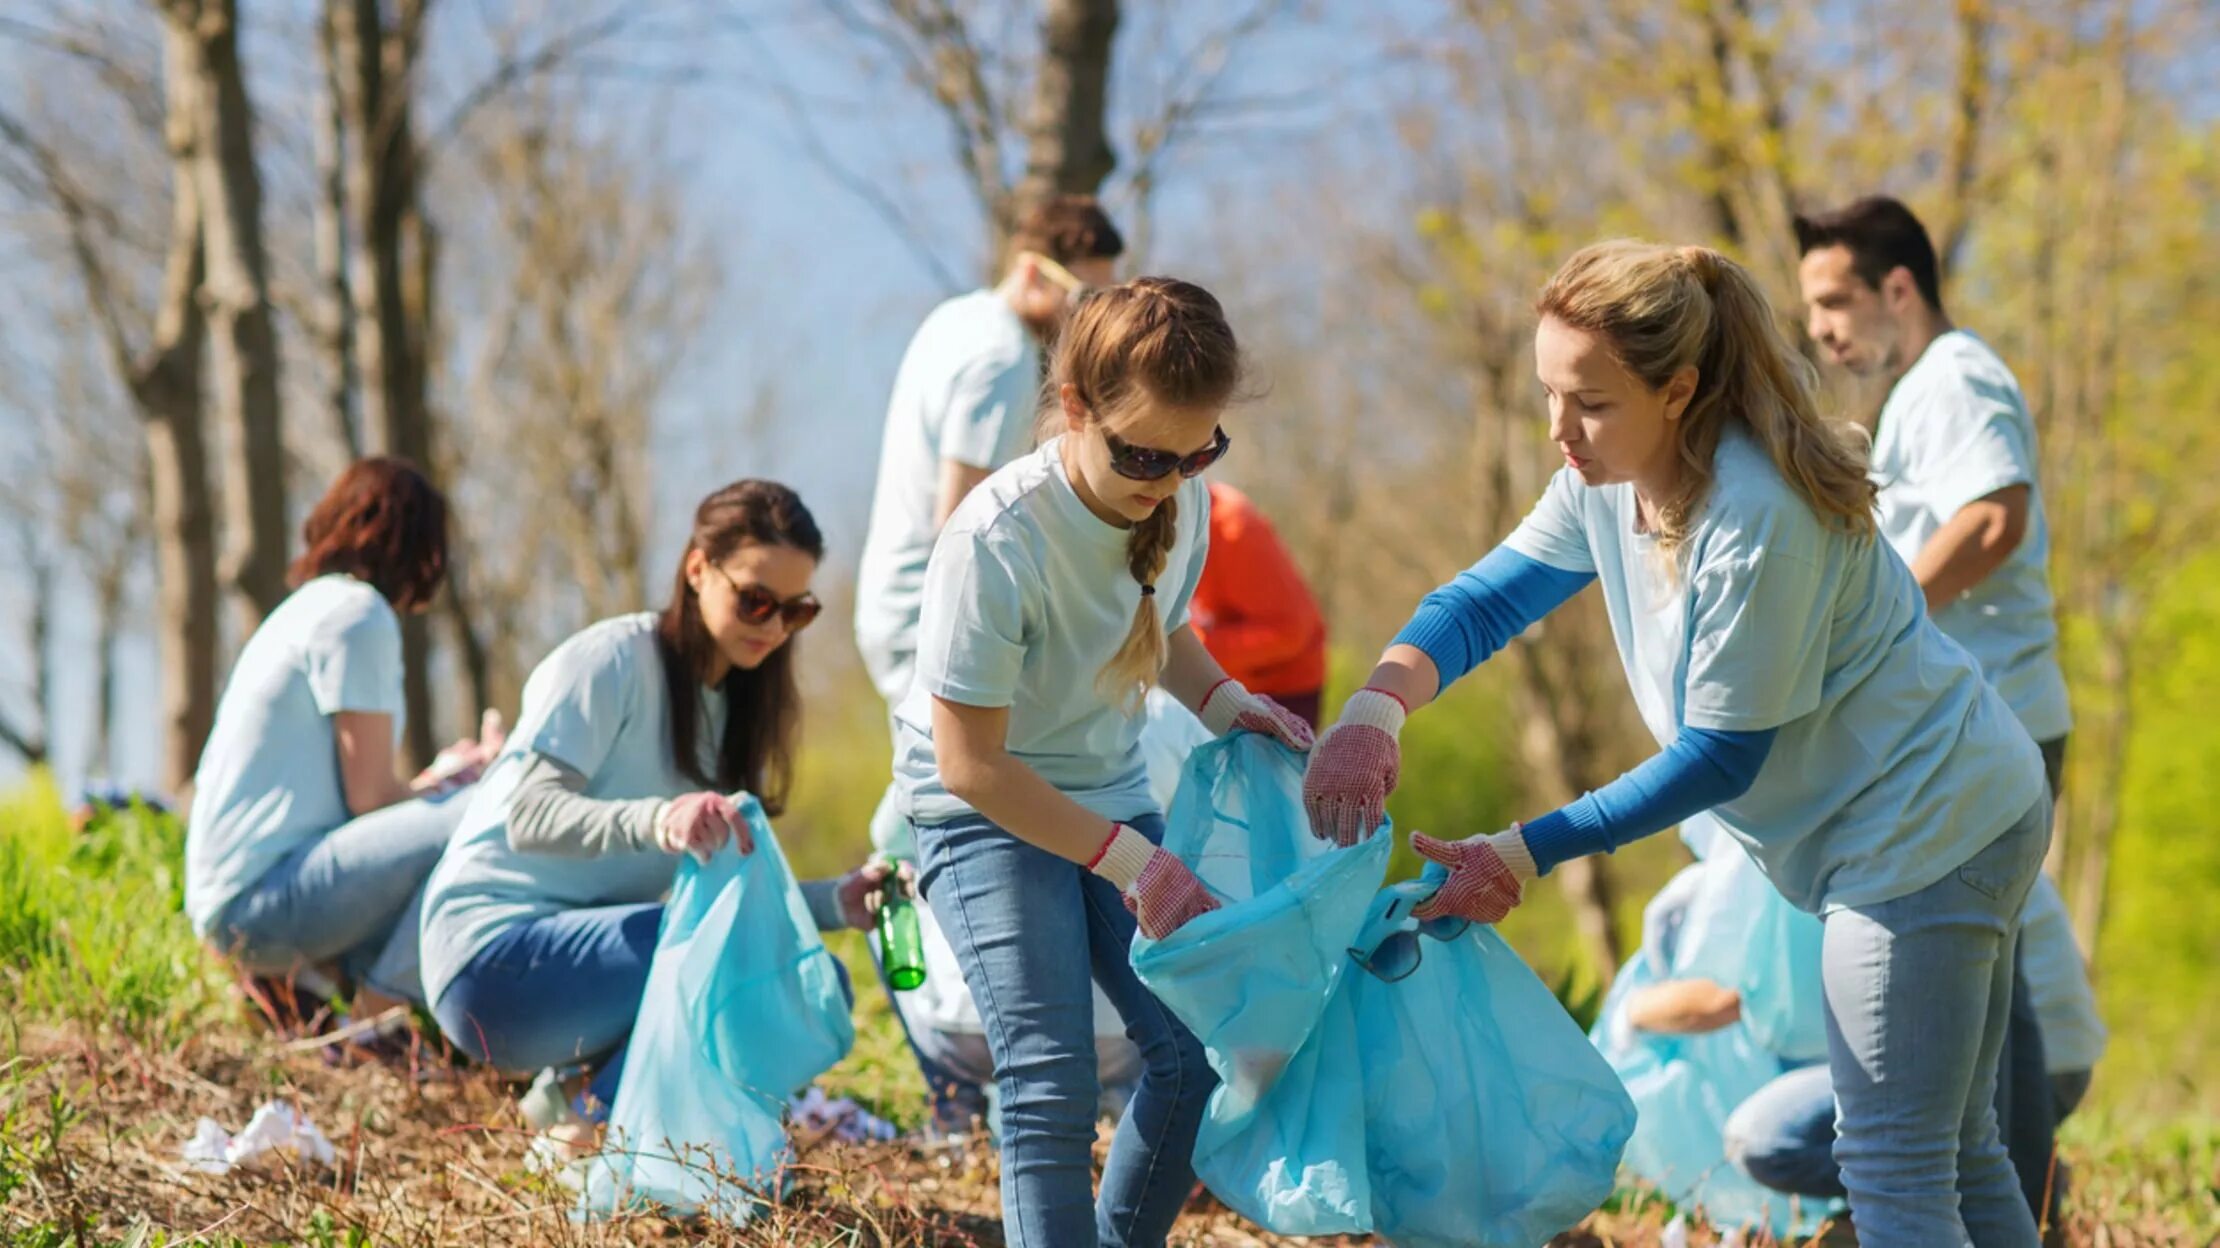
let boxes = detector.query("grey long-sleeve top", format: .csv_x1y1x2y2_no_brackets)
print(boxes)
504,750,847,931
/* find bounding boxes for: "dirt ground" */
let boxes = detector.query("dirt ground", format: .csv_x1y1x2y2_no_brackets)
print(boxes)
1,1023,2189,1247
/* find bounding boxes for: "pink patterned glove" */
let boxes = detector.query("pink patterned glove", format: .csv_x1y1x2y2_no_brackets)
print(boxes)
1409,828,1534,924
1197,678,1316,752
1088,823,1221,939
656,791,751,863
1301,689,1406,845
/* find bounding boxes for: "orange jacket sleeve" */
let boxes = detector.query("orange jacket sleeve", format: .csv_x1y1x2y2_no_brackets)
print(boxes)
1191,484,1326,691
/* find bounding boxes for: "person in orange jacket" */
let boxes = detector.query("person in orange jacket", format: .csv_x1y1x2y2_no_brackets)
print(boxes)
1190,481,1329,728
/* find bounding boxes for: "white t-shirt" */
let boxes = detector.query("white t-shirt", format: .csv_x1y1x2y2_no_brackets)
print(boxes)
1504,428,2046,913
892,440,1211,826
186,575,405,936
1874,330,2071,741
419,613,722,1004
855,290,1042,703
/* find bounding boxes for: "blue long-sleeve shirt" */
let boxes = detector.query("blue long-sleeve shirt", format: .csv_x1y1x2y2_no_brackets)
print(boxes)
1393,546,1776,874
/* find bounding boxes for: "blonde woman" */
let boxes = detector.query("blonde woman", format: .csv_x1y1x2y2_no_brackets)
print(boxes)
894,277,1312,1246
1304,242,2048,1247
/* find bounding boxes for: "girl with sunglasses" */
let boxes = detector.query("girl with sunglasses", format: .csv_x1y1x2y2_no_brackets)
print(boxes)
1304,242,2050,1246
893,277,1312,1246
420,480,892,1155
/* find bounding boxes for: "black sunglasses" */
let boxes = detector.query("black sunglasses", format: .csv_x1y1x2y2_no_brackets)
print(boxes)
1103,426,1231,482
710,564,822,632
1346,872,1472,983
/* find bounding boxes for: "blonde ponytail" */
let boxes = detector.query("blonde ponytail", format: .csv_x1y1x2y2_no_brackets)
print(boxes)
1538,241,1877,555
1095,495,1180,712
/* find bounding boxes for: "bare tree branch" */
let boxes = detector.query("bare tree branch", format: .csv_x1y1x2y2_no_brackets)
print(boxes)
419,7,646,164
0,105,146,394
729,12,967,291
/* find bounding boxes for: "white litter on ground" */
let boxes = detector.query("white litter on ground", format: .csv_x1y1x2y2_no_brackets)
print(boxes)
787,1087,898,1145
181,1101,336,1174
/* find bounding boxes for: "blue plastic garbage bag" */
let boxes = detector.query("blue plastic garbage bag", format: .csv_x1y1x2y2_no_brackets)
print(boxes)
583,796,855,1221
1133,735,1637,1247
1670,820,1829,1063
1590,848,1841,1237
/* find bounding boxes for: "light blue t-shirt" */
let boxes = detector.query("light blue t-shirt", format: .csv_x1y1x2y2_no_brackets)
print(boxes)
1874,330,2071,741
1504,428,2045,913
892,439,1211,826
418,613,724,1004
855,290,1042,702
186,576,406,937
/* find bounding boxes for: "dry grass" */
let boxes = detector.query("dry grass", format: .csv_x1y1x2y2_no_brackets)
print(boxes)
3,1018,2213,1248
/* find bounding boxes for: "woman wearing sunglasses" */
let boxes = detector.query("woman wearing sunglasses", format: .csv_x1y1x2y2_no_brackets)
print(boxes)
419,479,893,1155
894,277,1312,1246
1304,242,2050,1247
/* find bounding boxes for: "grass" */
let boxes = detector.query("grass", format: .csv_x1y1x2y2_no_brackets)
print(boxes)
2,772,2216,1245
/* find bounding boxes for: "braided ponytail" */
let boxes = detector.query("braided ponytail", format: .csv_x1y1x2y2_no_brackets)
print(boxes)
1096,496,1180,712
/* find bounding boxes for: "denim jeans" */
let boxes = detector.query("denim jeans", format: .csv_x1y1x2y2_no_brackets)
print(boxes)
216,787,473,1004
1725,1058,2093,1203
914,810,1216,1248
431,903,663,1110
1820,795,2050,1247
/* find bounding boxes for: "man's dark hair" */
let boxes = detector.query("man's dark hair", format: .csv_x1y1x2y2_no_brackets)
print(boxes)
1008,194,1124,267
1793,195,1945,314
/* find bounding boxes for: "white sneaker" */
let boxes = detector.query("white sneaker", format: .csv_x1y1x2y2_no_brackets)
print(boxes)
518,1068,572,1132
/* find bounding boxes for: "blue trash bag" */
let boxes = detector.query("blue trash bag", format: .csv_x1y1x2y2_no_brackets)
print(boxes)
1670,823,1828,1063
1589,853,1842,1237
583,796,855,1221
1133,735,1638,1248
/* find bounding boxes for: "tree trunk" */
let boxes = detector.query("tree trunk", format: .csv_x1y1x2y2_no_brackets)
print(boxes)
1006,0,1120,255
337,0,438,766
22,548,55,765
136,20,221,800
315,0,360,460
92,562,126,778
170,0,290,637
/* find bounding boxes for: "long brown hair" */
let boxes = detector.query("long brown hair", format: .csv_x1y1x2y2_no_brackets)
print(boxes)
655,480,823,814
288,457,449,610
1536,241,1878,555
1052,277,1245,711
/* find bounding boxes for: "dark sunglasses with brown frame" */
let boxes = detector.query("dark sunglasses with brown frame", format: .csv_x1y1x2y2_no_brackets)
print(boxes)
708,562,821,632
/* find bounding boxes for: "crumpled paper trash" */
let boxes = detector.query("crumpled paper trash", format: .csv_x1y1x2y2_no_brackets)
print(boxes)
787,1087,897,1145
182,1101,336,1174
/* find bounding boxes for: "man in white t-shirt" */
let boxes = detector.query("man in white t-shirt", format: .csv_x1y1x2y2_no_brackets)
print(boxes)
854,195,1126,1134
1796,194,2076,1223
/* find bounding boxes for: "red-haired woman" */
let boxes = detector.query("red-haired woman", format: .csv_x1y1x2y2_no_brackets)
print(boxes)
186,458,498,1016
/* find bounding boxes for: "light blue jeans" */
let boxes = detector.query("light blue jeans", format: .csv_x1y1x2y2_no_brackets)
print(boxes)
914,811,1216,1248
1820,795,2050,1247
1724,1059,2092,1201
216,787,473,1004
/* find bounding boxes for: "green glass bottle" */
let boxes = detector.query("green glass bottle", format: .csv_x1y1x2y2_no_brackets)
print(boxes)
876,874,926,992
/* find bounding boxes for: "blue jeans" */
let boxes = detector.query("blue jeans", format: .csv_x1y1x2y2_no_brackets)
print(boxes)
216,787,472,1004
1818,796,2050,1247
432,903,664,1111
914,811,1215,1248
431,902,858,1115
1725,1059,2093,1202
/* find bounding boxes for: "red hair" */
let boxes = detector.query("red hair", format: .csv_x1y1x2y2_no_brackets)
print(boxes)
288,457,450,610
